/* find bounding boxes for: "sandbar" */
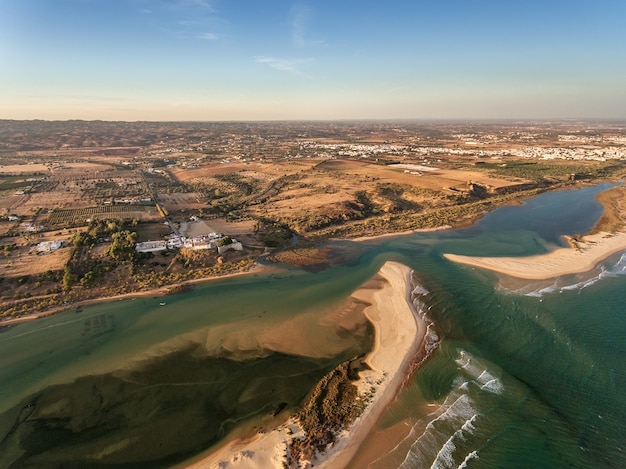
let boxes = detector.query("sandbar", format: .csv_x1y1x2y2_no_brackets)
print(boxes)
444,231,626,280
348,225,451,243
182,261,426,469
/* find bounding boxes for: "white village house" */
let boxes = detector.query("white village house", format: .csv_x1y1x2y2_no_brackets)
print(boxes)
37,240,63,253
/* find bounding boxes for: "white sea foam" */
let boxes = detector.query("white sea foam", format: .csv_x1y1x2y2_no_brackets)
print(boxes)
456,352,486,379
458,450,480,468
532,284,559,297
461,414,478,433
430,433,458,468
480,378,504,394
456,351,504,394
401,405,483,469
413,299,429,317
430,412,480,468
397,287,491,469
507,251,626,297
399,393,478,468
409,274,440,359
425,326,440,354
505,280,560,297
456,351,471,369
476,370,493,384
412,284,430,296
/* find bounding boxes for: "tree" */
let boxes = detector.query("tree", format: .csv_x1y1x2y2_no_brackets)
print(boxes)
63,265,77,291
108,230,137,262
218,236,233,247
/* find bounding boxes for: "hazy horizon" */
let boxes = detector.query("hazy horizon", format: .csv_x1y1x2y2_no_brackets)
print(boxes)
2,0,626,121
3,117,626,125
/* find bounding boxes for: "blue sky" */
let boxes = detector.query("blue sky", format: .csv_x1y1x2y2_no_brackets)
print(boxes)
2,0,625,120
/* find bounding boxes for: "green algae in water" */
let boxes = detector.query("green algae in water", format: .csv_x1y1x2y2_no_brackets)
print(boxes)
0,348,347,468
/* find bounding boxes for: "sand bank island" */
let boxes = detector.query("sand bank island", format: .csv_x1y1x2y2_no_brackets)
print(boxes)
444,231,626,280
183,261,427,469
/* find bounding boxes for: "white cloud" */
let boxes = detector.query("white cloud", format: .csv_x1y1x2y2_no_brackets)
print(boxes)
198,32,218,40
177,0,215,12
291,6,308,46
255,56,313,76
289,3,313,47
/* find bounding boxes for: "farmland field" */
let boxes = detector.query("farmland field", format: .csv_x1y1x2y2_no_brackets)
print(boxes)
0,247,72,278
44,205,159,227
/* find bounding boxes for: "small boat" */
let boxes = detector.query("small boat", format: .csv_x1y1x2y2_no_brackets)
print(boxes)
160,302,166,306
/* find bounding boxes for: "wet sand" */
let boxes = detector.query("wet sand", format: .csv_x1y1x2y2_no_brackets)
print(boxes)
444,231,626,280
349,226,452,243
183,261,426,469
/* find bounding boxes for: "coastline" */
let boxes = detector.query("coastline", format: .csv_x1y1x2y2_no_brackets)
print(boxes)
182,261,426,469
0,262,271,327
6,182,618,327
316,261,426,468
444,231,626,280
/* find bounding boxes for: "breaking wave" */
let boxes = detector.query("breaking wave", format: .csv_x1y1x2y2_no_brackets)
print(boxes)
409,272,440,362
397,350,505,468
456,351,504,395
501,251,626,298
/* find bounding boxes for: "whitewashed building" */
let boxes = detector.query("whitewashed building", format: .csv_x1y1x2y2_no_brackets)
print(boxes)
37,240,63,253
135,240,168,253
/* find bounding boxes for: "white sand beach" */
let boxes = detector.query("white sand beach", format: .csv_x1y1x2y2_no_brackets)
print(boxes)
444,231,626,280
183,261,425,469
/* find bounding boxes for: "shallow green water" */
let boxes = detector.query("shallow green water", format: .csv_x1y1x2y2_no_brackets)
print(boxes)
1,183,625,468
362,183,626,468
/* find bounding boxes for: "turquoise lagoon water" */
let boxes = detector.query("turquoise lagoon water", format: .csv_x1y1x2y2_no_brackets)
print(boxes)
1,184,625,468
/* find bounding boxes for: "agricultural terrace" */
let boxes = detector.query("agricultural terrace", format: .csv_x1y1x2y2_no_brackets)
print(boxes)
44,205,160,228
0,162,151,217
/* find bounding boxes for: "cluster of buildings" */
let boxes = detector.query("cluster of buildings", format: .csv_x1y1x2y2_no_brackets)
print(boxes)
21,222,43,233
104,197,152,205
297,141,626,162
135,232,243,255
513,146,626,161
299,141,410,159
558,134,626,145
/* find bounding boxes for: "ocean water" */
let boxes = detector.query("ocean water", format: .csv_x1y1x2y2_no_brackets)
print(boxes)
1,183,625,468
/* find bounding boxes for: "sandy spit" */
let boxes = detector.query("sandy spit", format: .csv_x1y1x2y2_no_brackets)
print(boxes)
444,231,626,280
181,261,426,469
